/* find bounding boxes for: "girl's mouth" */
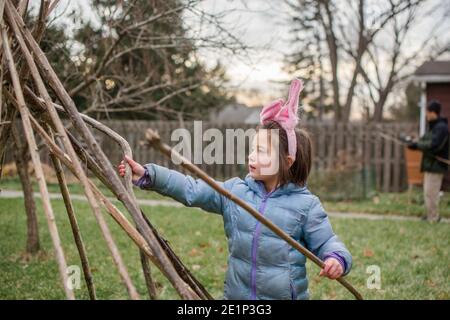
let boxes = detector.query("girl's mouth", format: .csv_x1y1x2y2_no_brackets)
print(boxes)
249,164,256,172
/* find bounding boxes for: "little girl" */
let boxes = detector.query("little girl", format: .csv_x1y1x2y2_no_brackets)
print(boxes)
118,79,352,300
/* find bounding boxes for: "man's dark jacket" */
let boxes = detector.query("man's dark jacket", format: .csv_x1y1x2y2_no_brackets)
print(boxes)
416,117,449,173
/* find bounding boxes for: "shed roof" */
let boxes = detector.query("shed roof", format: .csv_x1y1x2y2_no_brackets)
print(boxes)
414,61,450,83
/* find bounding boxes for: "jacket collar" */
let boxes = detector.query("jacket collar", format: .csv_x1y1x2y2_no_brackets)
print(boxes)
429,117,448,129
244,174,309,198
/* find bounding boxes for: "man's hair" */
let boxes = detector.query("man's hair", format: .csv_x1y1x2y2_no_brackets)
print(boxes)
427,100,441,115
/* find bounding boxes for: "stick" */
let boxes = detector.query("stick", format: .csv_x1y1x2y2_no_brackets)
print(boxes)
65,127,212,300
0,0,3,117
6,91,140,300
48,126,97,300
27,108,211,301
140,212,213,300
64,127,212,299
0,0,16,168
47,108,211,299
24,77,211,299
8,92,173,280
1,23,75,300
377,131,450,165
144,129,364,300
25,88,165,300
140,251,157,299
27,114,173,281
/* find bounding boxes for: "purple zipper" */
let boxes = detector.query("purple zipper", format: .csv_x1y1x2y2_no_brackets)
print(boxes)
250,190,272,300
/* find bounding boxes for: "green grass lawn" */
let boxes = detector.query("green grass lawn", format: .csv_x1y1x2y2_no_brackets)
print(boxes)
2,177,450,218
323,189,450,219
0,196,448,300
0,177,167,200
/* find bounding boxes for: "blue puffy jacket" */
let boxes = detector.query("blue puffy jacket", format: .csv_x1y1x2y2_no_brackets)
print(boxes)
139,163,352,300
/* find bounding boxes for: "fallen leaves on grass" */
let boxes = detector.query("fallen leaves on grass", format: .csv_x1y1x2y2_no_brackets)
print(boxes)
425,279,436,288
363,248,374,257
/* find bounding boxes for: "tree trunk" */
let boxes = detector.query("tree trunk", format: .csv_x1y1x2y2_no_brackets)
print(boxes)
372,74,395,122
342,0,366,122
12,124,40,254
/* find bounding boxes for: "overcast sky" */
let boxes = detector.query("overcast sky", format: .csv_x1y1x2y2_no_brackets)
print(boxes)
192,0,294,105
49,0,296,105
49,0,450,111
191,0,450,107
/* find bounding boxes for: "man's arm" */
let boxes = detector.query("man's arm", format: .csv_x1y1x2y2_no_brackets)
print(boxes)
417,125,448,153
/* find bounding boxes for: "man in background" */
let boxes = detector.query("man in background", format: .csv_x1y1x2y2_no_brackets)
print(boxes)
408,101,449,222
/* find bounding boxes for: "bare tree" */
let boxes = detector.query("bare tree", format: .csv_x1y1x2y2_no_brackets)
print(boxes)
285,0,449,122
357,2,450,121
43,0,247,120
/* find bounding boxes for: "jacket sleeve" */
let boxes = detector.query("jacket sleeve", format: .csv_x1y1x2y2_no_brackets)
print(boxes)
417,124,448,154
302,196,353,275
140,163,235,215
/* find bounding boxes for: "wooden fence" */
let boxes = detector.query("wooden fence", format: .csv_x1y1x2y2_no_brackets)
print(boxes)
4,120,419,193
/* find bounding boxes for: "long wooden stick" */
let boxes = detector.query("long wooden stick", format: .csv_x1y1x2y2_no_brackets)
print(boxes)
5,91,141,300
1,24,75,300
26,107,212,300
24,87,157,299
376,131,450,166
65,115,211,299
140,250,157,299
64,128,212,300
0,0,16,169
48,128,97,300
0,0,4,117
28,98,211,299
144,129,364,300
63,126,212,300
4,2,140,300
9,84,211,299
27,114,166,279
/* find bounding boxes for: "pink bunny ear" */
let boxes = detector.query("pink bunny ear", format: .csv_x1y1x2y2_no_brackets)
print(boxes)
260,98,284,125
286,79,303,113
278,79,303,129
258,79,304,158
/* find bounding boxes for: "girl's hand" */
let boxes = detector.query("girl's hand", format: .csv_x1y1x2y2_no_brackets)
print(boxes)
118,155,145,183
319,257,344,279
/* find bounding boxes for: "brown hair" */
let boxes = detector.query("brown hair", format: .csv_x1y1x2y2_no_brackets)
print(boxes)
258,120,312,187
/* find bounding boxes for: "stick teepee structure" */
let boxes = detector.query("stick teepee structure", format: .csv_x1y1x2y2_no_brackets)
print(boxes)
0,0,212,300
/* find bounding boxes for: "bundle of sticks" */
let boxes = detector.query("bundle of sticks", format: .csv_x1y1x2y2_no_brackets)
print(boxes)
0,0,211,300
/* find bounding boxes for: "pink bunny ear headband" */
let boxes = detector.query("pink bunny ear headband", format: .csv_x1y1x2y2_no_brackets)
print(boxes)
259,79,304,158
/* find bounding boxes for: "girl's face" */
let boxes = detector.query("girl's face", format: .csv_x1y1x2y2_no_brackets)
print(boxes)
248,129,280,182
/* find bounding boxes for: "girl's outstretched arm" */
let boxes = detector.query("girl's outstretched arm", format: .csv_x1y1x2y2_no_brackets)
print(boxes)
118,157,235,215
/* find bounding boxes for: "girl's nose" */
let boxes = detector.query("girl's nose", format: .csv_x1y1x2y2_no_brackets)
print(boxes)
248,151,255,163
